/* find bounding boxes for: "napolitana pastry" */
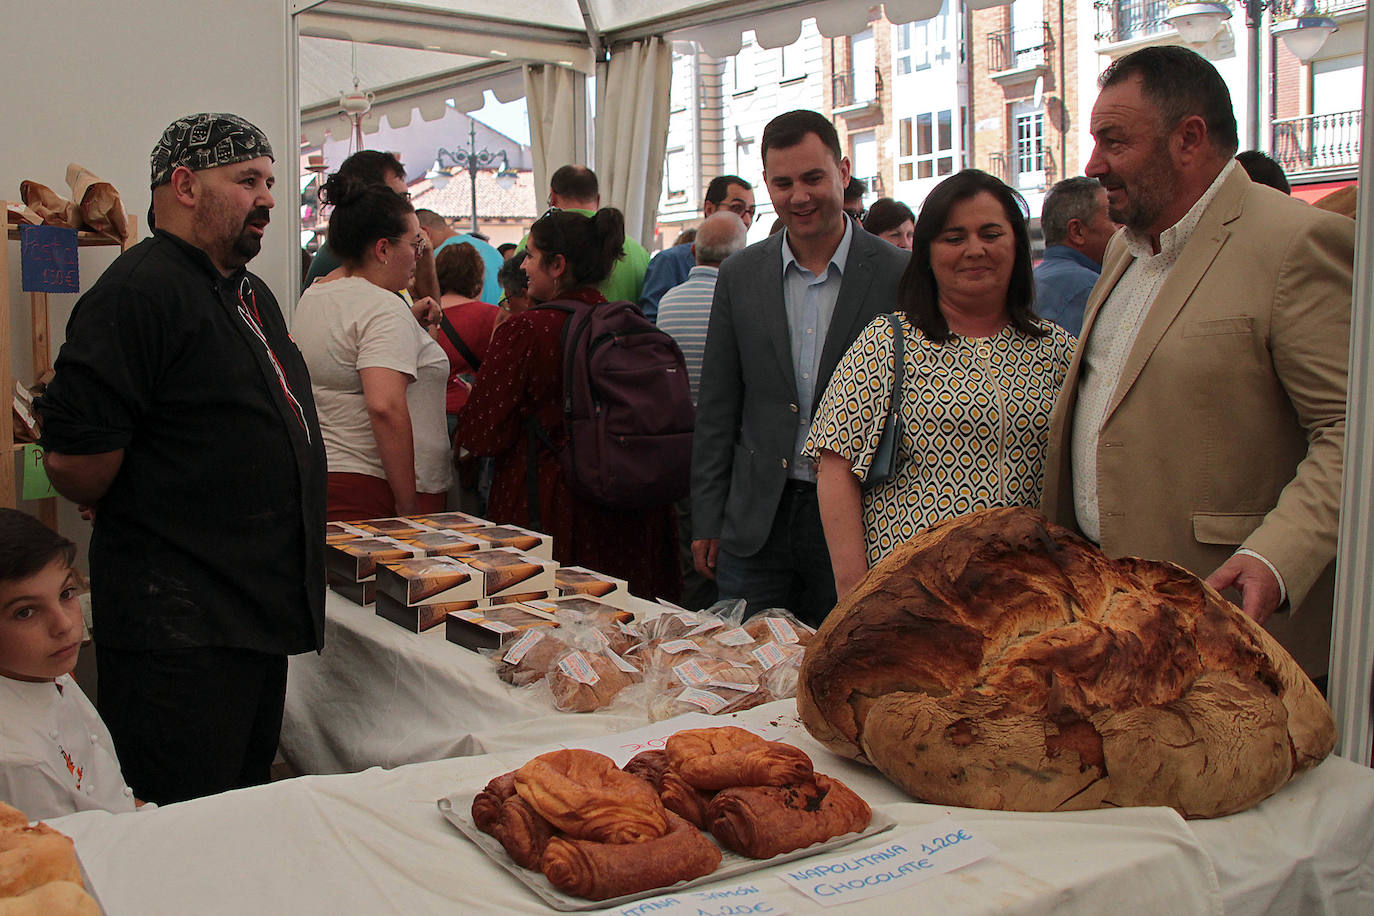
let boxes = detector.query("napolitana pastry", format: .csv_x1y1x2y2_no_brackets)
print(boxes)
798,505,1338,818
706,774,872,859
665,726,813,791
0,803,98,915
540,812,720,901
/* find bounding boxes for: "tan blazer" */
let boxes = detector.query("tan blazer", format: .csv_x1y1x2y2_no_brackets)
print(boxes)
1041,166,1354,677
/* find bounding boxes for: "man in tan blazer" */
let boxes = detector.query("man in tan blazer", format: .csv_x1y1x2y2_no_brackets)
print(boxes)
1041,46,1354,680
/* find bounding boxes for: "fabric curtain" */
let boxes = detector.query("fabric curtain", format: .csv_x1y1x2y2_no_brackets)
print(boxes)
523,64,587,208
593,37,673,249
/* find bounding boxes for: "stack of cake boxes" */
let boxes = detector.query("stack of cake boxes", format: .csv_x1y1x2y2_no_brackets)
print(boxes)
324,512,632,650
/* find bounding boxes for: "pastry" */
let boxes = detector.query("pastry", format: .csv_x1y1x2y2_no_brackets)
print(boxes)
540,812,721,901
0,881,100,916
471,771,517,833
491,796,554,870
665,726,814,791
623,750,714,829
547,650,638,713
707,774,872,859
797,506,1337,818
514,750,669,844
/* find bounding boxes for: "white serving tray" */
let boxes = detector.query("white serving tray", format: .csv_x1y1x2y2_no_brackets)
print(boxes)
437,788,896,911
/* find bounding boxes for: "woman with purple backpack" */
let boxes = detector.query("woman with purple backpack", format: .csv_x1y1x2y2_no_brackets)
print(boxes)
455,208,684,601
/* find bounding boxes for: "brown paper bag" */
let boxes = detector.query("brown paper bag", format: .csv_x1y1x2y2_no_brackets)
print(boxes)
4,202,42,227
66,163,129,243
19,180,81,228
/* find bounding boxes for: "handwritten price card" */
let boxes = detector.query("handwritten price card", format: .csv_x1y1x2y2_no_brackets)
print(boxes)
779,819,997,906
20,225,79,293
601,882,790,916
563,712,723,766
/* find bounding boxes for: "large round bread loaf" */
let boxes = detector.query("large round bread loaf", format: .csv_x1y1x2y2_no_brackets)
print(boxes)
797,507,1336,818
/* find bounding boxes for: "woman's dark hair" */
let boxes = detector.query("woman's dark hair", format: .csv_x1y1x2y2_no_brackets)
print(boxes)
0,508,76,583
527,208,626,291
497,252,529,298
863,198,915,237
900,169,1043,343
318,173,413,265
435,242,485,299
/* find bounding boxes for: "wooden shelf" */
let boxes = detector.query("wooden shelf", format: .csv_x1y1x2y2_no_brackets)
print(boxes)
5,223,127,246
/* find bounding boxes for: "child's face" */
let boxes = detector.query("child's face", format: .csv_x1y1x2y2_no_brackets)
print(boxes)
0,558,84,682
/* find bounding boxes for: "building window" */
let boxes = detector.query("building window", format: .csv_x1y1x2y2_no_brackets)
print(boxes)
898,110,955,182
895,1,948,75
665,148,688,200
1013,108,1045,189
779,41,806,81
733,136,756,182
729,37,756,94
851,30,876,103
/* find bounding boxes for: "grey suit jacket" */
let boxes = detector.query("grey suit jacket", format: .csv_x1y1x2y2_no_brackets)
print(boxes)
692,223,909,556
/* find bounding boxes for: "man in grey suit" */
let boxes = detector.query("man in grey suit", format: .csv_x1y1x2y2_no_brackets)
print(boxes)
691,110,909,626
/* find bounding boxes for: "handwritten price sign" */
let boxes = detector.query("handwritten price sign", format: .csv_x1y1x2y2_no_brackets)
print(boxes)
562,713,740,765
20,225,80,293
779,819,997,906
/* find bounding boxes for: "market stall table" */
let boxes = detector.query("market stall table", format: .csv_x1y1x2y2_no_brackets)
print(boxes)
281,589,675,774
55,701,1374,916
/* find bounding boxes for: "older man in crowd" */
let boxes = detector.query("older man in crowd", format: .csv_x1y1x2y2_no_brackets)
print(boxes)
692,111,908,626
1041,46,1354,683
1033,176,1116,336
639,176,756,320
659,212,749,610
37,114,327,803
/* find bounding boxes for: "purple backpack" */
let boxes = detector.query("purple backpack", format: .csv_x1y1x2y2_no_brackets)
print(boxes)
525,299,694,523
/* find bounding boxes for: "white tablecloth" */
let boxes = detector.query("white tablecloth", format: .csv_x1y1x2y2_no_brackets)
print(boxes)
55,702,1374,916
281,591,672,774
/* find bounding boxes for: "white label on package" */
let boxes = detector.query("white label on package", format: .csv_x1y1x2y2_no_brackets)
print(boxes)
603,883,790,916
713,626,755,647
708,677,760,694
780,820,997,906
763,617,800,644
750,641,787,670
604,648,638,674
685,618,726,636
675,612,699,626
502,629,545,663
677,687,729,713
557,651,600,686
672,659,712,686
590,629,611,648
658,639,699,655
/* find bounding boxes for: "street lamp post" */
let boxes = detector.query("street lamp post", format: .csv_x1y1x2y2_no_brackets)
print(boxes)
1165,0,1338,149
436,120,515,235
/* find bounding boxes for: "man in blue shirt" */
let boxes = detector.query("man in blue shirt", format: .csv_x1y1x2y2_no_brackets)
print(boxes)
416,209,504,305
1033,177,1117,336
639,175,755,321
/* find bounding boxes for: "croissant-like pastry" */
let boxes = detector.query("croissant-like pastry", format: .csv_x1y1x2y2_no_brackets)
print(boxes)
707,774,872,859
0,821,82,898
490,796,554,870
540,812,721,901
623,750,714,829
515,749,669,844
666,726,814,791
471,771,518,834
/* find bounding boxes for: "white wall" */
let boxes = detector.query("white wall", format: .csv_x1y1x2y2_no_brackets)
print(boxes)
1,0,291,554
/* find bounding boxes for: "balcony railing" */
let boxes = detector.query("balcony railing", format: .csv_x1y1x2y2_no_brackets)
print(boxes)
1272,110,1362,174
1271,0,1365,14
987,23,1053,73
988,147,1057,191
832,72,877,109
1094,0,1171,44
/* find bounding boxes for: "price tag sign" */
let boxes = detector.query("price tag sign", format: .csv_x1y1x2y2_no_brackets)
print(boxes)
600,882,790,916
562,712,722,765
20,225,79,293
21,445,55,500
779,820,997,906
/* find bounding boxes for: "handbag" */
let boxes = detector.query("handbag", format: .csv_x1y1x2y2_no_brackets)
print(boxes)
863,313,906,490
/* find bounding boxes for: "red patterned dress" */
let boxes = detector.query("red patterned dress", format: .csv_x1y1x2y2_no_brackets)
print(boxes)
454,287,681,601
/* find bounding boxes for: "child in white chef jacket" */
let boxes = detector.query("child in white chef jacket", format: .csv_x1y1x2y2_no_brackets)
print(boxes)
0,508,140,820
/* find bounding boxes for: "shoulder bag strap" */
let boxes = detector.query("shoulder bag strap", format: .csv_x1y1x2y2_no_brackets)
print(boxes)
438,312,482,372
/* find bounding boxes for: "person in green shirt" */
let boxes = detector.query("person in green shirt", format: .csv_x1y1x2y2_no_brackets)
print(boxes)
516,164,649,305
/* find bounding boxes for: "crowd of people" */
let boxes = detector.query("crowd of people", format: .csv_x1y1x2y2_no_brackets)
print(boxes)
1,44,1353,821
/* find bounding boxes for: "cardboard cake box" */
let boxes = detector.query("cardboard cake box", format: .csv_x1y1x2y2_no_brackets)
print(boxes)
404,511,490,532
372,548,557,614
325,521,372,544
346,517,435,540
393,529,486,558
552,566,631,610
444,603,560,651
463,524,554,560
523,594,634,627
375,592,476,633
327,570,377,606
325,536,424,583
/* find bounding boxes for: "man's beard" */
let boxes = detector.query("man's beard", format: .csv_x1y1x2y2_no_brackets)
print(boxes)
1104,140,1176,232
224,207,270,268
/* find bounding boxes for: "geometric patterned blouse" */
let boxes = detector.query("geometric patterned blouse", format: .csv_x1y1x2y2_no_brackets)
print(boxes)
806,312,1076,563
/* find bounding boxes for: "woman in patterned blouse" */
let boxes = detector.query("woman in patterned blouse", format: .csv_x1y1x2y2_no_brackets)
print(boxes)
807,170,1076,598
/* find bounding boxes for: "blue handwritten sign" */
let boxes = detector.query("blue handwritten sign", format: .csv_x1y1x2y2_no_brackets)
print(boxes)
20,225,79,293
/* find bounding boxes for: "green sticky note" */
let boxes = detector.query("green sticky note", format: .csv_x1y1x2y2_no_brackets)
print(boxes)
21,444,56,500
